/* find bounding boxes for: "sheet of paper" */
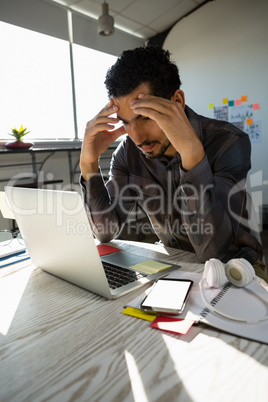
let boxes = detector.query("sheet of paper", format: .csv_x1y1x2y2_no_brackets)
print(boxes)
130,259,172,275
97,244,121,256
150,316,195,335
244,120,261,143
229,105,253,123
214,106,228,121
122,307,157,321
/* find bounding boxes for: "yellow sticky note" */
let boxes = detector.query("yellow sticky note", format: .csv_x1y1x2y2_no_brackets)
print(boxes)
208,103,214,109
241,95,248,102
222,98,228,104
122,307,157,321
130,259,172,275
246,118,253,125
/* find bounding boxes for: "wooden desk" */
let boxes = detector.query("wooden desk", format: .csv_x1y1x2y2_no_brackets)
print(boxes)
0,241,267,402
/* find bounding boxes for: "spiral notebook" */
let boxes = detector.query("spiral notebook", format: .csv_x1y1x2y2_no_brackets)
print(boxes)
126,271,268,344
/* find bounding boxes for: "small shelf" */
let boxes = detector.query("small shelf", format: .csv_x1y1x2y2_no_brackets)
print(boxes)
13,179,64,188
0,146,81,190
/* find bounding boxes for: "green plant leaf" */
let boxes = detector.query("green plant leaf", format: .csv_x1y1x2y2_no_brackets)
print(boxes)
8,125,30,140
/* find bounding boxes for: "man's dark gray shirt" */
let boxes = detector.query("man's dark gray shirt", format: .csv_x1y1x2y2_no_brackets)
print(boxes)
81,105,263,264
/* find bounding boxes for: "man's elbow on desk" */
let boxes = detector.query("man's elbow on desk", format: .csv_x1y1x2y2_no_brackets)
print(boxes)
89,220,121,244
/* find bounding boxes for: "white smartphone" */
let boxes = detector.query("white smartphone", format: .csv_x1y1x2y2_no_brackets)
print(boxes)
140,278,193,314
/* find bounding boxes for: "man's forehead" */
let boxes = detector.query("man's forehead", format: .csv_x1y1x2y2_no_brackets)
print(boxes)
113,82,152,102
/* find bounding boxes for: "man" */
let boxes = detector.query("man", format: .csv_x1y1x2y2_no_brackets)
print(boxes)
80,45,267,281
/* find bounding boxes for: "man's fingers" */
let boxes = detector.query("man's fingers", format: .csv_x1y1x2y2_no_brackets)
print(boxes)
85,115,119,135
87,115,119,127
112,125,127,138
100,99,118,116
130,94,175,113
132,107,161,120
85,123,116,137
130,95,185,124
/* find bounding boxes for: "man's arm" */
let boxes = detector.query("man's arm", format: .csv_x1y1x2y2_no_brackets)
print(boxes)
174,134,261,263
81,139,138,243
80,99,126,180
80,99,129,242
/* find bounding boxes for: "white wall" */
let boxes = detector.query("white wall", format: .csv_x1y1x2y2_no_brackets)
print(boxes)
164,0,268,219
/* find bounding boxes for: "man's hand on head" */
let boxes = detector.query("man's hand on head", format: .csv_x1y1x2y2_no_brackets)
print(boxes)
130,92,205,170
80,99,126,181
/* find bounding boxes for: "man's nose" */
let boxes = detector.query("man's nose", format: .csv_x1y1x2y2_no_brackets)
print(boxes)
128,122,147,145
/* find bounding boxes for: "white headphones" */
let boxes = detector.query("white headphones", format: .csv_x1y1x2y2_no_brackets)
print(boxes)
199,258,268,323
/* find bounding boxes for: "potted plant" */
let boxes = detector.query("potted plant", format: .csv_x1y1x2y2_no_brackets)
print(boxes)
5,125,33,149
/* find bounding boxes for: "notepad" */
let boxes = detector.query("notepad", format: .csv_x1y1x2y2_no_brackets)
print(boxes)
130,259,172,275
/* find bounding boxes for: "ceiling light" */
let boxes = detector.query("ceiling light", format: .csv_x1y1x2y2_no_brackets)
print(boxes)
98,1,114,36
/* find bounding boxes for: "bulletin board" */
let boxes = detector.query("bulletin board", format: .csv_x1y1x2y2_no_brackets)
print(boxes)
209,96,261,143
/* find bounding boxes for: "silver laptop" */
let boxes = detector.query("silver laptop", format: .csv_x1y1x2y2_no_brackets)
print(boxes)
5,186,180,299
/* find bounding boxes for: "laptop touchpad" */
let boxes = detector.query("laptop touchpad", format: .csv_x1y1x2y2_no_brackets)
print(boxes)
101,251,148,269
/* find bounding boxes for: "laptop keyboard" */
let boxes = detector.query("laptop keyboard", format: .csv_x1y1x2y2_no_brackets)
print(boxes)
102,262,147,289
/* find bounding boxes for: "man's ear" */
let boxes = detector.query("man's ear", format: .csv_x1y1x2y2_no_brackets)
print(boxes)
171,89,185,108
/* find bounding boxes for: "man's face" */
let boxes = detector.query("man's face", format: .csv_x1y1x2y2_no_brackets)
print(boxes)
113,83,174,159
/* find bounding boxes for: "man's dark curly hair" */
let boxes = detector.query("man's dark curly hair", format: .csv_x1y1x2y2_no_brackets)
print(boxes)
104,45,182,99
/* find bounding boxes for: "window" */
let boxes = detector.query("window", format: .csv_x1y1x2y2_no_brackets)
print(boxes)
0,21,117,141
0,21,74,140
72,44,117,139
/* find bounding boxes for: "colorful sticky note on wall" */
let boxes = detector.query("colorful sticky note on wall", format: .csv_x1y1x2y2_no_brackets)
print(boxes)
228,100,234,107
222,98,228,104
235,99,242,106
208,103,214,109
252,103,260,110
241,95,248,102
246,118,253,125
